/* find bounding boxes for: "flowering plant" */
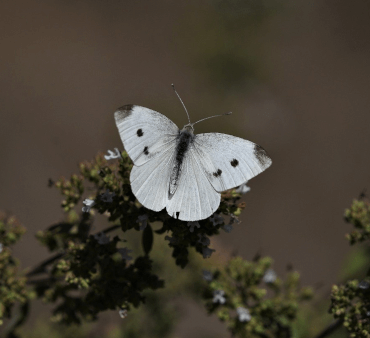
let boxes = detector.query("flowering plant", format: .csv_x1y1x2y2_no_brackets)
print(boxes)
1,150,368,338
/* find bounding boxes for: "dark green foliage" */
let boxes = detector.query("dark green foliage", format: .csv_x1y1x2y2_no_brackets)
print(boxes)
203,256,313,337
344,199,370,245
7,149,369,338
0,150,246,337
0,214,33,334
328,198,370,337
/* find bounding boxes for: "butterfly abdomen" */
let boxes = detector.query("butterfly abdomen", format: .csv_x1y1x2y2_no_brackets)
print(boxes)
169,130,194,196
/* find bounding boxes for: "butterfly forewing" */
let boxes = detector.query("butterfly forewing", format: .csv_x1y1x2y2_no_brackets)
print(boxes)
114,105,179,166
193,133,272,192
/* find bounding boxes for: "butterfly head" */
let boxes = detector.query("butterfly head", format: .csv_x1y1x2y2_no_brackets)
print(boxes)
182,123,195,134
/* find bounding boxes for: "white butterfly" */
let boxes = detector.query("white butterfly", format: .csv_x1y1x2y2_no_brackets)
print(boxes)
114,87,272,221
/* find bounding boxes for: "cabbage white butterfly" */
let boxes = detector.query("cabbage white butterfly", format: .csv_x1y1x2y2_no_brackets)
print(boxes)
114,86,272,221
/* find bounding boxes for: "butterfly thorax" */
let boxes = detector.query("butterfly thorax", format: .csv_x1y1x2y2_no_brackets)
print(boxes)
169,129,194,197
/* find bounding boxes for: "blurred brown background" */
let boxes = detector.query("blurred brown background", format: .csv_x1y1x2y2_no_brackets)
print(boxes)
1,0,370,336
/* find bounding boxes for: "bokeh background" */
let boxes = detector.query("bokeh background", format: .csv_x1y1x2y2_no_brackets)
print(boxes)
1,0,370,337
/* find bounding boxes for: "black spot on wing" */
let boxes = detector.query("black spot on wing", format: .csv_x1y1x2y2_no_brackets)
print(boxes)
114,104,134,122
137,129,143,137
213,169,222,177
254,144,270,167
143,146,149,155
230,159,239,167
176,212,180,219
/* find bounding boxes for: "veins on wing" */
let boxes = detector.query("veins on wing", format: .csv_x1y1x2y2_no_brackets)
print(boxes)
169,130,193,197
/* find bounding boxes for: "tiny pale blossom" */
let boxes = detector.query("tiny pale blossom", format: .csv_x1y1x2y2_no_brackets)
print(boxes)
136,214,148,230
230,214,241,224
118,248,133,261
263,269,277,283
104,148,121,160
209,213,224,226
202,247,215,258
82,198,95,213
119,309,128,318
100,189,116,203
359,280,370,290
197,234,210,246
94,232,110,245
202,269,213,282
237,307,251,322
187,221,200,232
213,290,226,304
235,182,251,194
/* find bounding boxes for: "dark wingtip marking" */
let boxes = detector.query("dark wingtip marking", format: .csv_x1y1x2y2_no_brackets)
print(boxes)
114,104,134,122
254,144,271,167
143,146,149,155
213,169,222,177
230,159,239,167
137,128,143,137
118,104,134,111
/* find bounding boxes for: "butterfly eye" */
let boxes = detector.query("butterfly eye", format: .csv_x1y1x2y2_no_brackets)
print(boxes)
230,159,239,167
137,129,144,137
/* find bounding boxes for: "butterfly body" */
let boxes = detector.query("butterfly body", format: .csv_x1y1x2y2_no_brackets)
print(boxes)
114,104,271,221
170,128,194,197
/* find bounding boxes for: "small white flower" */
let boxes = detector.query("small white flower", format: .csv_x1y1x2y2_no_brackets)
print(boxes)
82,198,95,213
0,243,3,253
222,214,240,233
104,148,121,160
100,189,116,203
235,182,251,194
202,269,213,282
263,269,277,283
136,214,148,230
118,248,133,261
165,235,178,245
197,234,210,246
230,214,241,224
187,221,200,232
119,309,128,318
236,307,251,322
94,232,110,245
209,213,224,226
213,290,226,304
202,247,215,258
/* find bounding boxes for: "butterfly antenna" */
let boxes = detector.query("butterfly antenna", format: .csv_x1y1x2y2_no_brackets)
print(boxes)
171,84,191,124
192,112,232,126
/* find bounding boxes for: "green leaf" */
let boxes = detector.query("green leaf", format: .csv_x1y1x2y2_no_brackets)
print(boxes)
142,224,153,256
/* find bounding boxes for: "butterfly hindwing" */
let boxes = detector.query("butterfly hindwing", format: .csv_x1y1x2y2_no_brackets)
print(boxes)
114,105,179,166
166,144,221,221
193,133,272,192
